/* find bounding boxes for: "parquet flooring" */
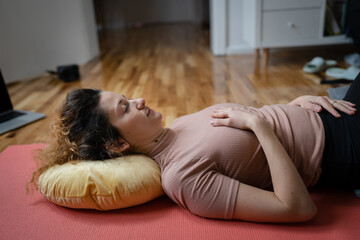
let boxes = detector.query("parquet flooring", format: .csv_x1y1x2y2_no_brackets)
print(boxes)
0,23,355,152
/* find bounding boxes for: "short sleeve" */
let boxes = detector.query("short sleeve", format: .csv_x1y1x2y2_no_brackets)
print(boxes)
162,167,240,220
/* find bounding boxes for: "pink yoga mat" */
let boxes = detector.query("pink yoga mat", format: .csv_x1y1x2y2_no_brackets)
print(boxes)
0,144,359,240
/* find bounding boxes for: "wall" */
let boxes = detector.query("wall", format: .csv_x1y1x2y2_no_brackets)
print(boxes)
0,0,99,83
210,0,254,56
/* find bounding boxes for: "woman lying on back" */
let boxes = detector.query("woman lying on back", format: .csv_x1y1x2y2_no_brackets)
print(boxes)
29,74,360,223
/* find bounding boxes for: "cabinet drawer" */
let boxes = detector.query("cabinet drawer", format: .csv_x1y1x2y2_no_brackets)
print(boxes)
263,0,323,11
262,8,321,45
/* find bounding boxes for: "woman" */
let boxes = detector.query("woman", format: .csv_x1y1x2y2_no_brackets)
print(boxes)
29,74,360,223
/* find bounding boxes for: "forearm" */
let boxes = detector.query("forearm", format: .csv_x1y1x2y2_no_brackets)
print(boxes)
211,106,317,222
250,118,316,214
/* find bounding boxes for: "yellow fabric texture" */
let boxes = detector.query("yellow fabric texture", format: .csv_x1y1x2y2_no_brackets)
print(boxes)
38,155,164,210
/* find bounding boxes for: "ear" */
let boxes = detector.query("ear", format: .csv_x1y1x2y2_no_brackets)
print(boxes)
105,140,130,154
117,141,130,153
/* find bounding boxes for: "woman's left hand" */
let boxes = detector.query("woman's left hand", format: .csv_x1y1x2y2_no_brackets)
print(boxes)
288,95,356,118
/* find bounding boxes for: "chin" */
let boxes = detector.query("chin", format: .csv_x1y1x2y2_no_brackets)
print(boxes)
154,111,162,119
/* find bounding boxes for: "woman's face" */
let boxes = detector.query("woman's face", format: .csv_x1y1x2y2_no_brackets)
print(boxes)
99,91,163,147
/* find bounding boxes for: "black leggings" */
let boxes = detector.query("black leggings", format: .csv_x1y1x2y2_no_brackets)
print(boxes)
317,73,360,189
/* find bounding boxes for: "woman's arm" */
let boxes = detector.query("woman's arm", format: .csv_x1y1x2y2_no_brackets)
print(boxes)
288,95,356,118
211,107,317,223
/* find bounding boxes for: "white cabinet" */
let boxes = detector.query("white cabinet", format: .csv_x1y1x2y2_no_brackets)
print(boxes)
262,8,321,46
262,0,323,10
210,0,352,56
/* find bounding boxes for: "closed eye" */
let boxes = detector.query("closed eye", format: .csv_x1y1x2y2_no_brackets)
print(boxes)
119,95,130,113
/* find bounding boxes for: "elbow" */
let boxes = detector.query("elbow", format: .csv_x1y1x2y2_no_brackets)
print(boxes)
290,203,317,222
303,203,318,221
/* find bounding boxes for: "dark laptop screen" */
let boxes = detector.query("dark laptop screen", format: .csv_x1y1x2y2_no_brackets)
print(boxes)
0,70,14,113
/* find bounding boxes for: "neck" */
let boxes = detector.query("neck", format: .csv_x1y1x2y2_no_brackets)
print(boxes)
133,128,169,155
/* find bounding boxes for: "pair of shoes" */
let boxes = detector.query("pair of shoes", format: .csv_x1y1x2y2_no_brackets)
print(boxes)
325,65,360,80
303,57,337,73
344,52,360,67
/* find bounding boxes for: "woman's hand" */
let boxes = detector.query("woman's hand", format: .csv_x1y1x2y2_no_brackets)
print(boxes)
288,95,356,118
210,106,266,130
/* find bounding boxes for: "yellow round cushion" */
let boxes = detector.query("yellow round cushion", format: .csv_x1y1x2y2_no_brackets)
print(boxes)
38,155,164,210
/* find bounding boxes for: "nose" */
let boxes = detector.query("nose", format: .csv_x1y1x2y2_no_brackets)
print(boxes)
135,98,145,109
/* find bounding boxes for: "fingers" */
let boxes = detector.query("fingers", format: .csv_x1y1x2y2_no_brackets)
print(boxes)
334,99,356,110
213,106,246,112
317,97,341,118
327,97,356,107
323,96,357,115
211,107,230,124
332,100,357,116
211,106,245,127
210,118,230,127
211,111,229,118
319,96,356,118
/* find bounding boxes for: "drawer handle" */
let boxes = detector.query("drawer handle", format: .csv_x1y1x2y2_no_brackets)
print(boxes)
287,22,296,28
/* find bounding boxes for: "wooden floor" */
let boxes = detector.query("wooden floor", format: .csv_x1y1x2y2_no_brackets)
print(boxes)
0,23,356,152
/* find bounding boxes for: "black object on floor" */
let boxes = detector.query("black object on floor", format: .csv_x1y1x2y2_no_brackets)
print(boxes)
47,64,80,82
321,79,353,84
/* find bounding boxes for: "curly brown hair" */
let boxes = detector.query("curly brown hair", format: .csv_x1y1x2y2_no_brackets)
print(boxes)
26,88,125,193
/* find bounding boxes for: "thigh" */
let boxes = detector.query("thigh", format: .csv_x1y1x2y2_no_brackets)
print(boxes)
318,105,360,190
318,73,360,189
343,73,360,106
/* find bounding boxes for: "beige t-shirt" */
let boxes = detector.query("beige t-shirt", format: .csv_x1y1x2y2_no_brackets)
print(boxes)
148,104,325,220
